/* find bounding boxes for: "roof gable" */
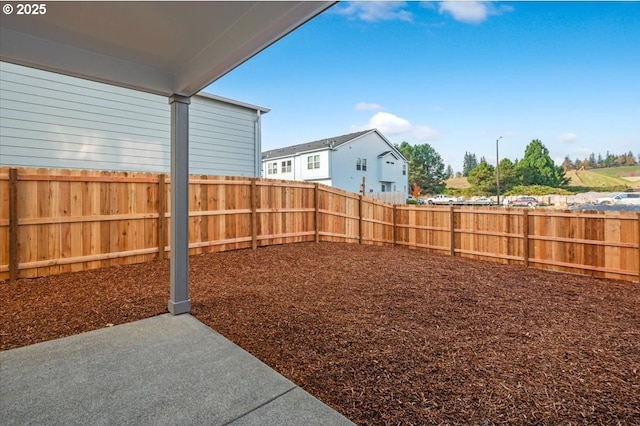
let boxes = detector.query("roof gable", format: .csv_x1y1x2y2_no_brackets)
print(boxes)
262,128,409,162
378,151,400,160
262,129,373,159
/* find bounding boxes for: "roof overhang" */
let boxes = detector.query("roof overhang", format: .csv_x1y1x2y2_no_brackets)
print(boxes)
0,1,334,97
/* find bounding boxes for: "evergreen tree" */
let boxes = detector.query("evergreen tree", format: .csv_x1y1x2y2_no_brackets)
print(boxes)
497,158,521,192
562,156,575,171
516,139,567,187
574,158,583,169
445,164,454,179
462,152,478,177
397,141,447,194
604,151,616,168
467,161,495,193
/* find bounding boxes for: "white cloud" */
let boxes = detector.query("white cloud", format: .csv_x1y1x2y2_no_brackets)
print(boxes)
437,1,513,24
352,111,440,141
559,133,578,143
355,102,384,111
334,1,413,23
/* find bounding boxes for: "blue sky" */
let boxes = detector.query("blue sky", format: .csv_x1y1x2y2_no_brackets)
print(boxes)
207,1,640,173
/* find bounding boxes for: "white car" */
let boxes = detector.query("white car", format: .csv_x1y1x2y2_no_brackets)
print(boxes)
426,194,461,205
615,193,640,205
596,192,640,205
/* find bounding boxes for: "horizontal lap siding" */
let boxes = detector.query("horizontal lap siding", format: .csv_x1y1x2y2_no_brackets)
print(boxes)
189,96,257,177
1,63,259,177
0,62,170,172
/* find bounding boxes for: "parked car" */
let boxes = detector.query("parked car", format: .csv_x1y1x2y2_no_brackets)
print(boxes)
617,193,640,205
426,194,461,205
508,196,538,208
473,197,493,206
406,195,419,204
596,192,640,205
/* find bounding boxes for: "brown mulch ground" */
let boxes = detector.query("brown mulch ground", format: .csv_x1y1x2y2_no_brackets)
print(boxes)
2,242,639,425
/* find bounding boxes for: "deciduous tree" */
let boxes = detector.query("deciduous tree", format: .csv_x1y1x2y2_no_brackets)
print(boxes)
398,141,447,194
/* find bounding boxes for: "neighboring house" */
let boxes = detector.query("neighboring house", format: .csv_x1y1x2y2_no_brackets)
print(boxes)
261,129,409,195
0,62,268,176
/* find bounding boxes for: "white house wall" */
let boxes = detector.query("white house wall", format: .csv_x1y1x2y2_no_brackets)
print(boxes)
331,132,408,194
297,150,330,181
0,62,262,176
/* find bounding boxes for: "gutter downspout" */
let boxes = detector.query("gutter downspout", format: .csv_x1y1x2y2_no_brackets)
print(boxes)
255,110,261,177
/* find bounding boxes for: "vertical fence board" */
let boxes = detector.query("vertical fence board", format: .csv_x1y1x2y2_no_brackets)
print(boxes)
523,210,529,267
8,169,18,281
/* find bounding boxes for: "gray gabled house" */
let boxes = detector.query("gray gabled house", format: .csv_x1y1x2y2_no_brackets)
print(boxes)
261,129,409,197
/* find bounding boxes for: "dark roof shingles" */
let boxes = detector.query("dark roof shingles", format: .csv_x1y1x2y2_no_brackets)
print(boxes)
262,129,372,159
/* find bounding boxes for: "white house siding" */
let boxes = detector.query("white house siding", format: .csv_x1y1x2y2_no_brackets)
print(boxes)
263,155,296,180
331,132,408,194
297,150,330,181
0,62,265,176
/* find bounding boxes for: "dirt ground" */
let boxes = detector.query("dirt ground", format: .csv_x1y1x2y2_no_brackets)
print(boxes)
2,242,639,425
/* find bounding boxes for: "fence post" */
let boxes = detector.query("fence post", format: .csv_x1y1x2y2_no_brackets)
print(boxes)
523,209,529,267
450,206,455,257
251,178,258,250
158,173,166,260
393,205,398,247
359,195,363,244
314,183,320,243
9,168,18,281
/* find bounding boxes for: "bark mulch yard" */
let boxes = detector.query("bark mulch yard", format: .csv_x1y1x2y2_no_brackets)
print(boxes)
1,242,639,425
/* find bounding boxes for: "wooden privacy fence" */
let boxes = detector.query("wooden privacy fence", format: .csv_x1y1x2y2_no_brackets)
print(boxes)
1,167,639,282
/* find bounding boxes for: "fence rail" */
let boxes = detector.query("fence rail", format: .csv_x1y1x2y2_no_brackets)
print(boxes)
1,167,638,282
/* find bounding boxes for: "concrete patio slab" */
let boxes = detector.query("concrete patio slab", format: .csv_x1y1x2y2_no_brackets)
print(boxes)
0,314,354,426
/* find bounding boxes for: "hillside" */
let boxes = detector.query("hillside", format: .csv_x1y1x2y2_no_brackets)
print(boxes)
567,166,640,188
446,165,640,191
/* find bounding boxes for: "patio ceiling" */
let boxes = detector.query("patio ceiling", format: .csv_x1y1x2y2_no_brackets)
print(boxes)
0,1,334,97
1,1,334,315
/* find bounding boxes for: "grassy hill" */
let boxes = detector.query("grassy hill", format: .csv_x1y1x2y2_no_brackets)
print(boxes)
445,177,471,189
567,166,640,189
446,165,640,192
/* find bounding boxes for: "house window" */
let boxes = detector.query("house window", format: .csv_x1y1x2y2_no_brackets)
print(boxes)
356,158,367,171
281,160,291,173
307,155,320,169
402,165,407,175
267,162,278,175
381,184,386,192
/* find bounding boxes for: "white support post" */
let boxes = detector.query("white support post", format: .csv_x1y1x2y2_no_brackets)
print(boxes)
168,94,191,315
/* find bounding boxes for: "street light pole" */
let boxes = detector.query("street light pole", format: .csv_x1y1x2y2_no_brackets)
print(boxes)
496,136,503,206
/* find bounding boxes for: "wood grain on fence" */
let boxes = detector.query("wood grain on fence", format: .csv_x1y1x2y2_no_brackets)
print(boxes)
1,167,638,282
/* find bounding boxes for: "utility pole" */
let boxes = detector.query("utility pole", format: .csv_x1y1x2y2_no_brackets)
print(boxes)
496,136,503,206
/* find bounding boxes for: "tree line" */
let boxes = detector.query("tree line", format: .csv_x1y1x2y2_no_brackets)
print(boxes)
398,139,571,195
562,151,637,171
